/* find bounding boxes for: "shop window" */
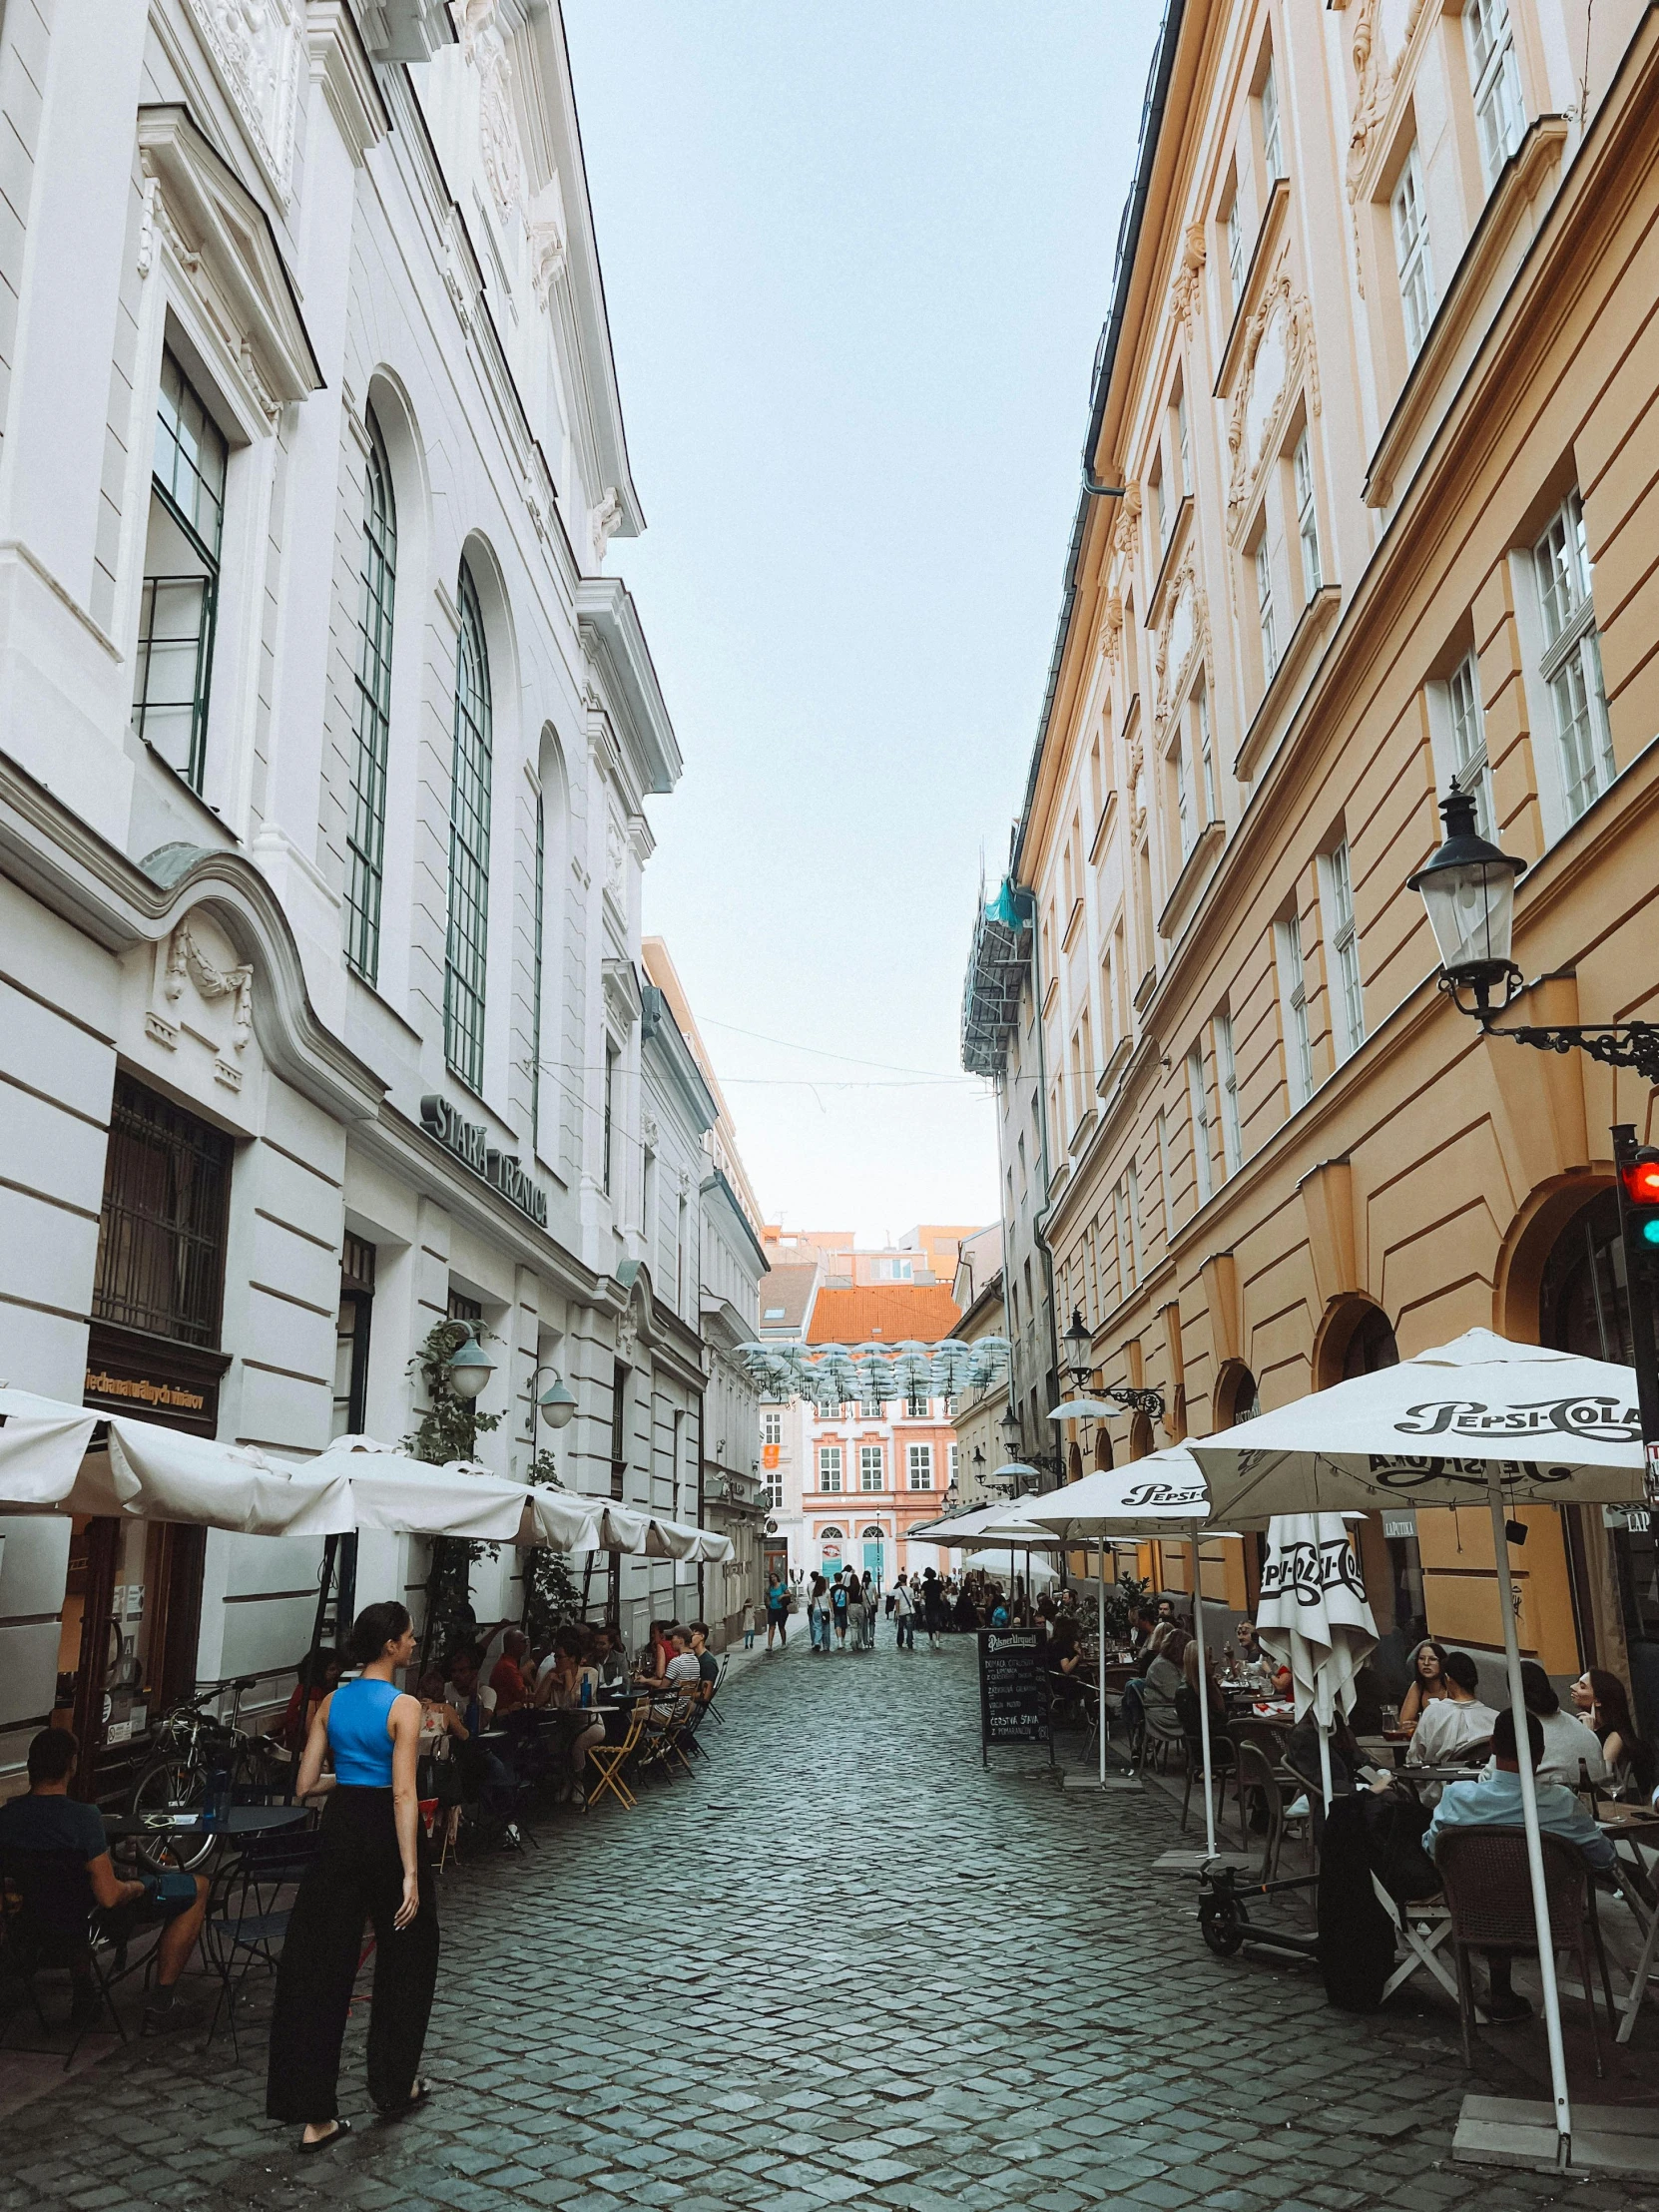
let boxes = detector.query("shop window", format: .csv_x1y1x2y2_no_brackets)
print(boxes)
444,561,493,1089
345,407,397,983
92,1075,232,1348
332,1234,376,1437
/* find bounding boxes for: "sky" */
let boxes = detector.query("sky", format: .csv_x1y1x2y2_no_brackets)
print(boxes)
563,1,1164,1244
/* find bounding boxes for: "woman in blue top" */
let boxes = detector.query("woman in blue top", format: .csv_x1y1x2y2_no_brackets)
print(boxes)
266,1601,438,2150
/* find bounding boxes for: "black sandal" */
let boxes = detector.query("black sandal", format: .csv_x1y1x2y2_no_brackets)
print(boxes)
297,2120,351,2154
379,2078,432,2120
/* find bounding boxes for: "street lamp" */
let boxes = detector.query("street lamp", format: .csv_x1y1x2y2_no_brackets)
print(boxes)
444,1332,495,1399
534,1371,577,1431
1058,1308,1165,1420
1062,1307,1093,1388
1410,782,1659,1498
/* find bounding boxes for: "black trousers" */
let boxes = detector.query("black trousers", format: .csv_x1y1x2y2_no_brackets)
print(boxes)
266,1787,439,2122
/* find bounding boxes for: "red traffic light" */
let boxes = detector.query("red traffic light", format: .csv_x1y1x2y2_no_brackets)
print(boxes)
1624,1153,1659,1206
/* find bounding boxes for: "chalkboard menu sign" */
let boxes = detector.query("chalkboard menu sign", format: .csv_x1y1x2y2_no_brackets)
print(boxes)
976,1627,1053,1767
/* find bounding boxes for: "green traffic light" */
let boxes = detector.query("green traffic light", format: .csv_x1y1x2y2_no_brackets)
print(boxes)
1641,1219,1659,1247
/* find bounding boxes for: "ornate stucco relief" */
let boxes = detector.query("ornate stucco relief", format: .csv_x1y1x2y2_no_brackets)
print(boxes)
185,0,303,198
1225,266,1321,536
1169,222,1207,330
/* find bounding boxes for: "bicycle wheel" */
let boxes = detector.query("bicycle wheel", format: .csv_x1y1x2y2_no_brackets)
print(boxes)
130,1756,212,1871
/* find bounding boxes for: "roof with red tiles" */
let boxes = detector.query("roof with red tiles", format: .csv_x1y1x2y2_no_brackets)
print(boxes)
806,1284,961,1345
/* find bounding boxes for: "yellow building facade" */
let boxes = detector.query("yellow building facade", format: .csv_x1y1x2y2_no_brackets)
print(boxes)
970,0,1659,1711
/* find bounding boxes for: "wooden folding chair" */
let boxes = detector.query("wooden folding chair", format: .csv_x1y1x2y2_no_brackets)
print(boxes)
587,1706,647,1810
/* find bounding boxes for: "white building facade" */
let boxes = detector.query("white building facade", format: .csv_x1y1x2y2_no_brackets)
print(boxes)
0,0,694,1781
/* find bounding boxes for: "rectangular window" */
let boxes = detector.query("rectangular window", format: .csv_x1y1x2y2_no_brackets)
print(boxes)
93,1074,232,1348
444,567,493,1089
904,1390,929,1419
1294,430,1321,601
332,1235,376,1440
1226,191,1245,305
1214,1011,1243,1176
1256,537,1278,677
763,1470,783,1509
603,1043,618,1194
819,1445,843,1493
1466,0,1524,190
1127,1155,1145,1278
1187,1043,1214,1206
1157,1107,1175,1236
876,1256,915,1282
1154,462,1170,554
1325,838,1365,1061
610,1362,629,1498
1196,685,1217,822
907,1443,933,1491
1114,1179,1133,1295
133,350,227,793
1446,650,1495,837
1176,387,1191,498
1534,492,1613,824
1392,146,1434,360
1275,910,1314,1108
676,1193,688,1312
1261,54,1284,180
949,1442,960,1486
859,1444,883,1492
1174,731,1193,857
762,1408,783,1448
858,1397,883,1418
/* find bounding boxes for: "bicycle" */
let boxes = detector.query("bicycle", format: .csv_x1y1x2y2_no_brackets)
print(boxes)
126,1676,276,1870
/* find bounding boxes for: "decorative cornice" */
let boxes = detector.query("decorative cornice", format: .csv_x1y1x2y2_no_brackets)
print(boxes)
1224,261,1321,541
306,1,390,166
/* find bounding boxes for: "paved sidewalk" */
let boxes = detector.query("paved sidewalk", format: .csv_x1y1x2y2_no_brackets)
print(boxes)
2,1632,1657,2209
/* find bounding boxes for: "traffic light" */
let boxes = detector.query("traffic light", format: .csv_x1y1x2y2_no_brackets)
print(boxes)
1621,1146,1659,1285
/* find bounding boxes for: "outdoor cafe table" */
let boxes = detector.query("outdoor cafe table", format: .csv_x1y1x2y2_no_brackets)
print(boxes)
103,1802,310,1843
1588,1801,1659,2043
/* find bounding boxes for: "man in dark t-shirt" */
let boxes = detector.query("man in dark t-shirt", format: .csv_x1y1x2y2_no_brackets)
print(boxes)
689,1624,720,1704
0,1729,209,2029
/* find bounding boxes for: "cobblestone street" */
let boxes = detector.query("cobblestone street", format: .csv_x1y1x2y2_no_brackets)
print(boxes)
4,1635,1659,2211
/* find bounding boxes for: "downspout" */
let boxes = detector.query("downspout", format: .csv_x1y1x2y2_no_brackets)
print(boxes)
1022,889,1063,1489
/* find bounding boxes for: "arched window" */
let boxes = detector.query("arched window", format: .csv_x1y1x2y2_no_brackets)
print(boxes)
1539,1189,1631,1362
1217,1363,1260,1428
530,789,545,1144
1093,1427,1114,1471
445,561,493,1087
344,407,397,982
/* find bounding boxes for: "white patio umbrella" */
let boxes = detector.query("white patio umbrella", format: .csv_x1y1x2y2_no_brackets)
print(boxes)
1014,1450,1241,1841
1188,1327,1646,2162
1254,1513,1378,1812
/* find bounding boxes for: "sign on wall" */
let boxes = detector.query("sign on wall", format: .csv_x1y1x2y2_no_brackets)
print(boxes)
419,1094,548,1228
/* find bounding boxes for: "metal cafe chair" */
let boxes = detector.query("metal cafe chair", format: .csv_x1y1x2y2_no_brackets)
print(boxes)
0,1847,156,2068
201,1825,321,2058
1437,1825,1616,2075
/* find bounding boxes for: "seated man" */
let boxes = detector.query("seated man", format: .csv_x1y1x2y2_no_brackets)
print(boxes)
688,1623,720,1705
642,1626,702,1723
488,1629,533,1716
1428,1705,1615,2021
1407,1649,1497,1776
0,1728,208,2032
590,1625,629,1690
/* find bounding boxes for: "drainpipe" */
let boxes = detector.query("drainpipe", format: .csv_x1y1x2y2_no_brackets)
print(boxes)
1020,886,1063,1489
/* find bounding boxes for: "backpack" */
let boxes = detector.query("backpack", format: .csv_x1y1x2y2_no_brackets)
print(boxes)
832,1586,847,1613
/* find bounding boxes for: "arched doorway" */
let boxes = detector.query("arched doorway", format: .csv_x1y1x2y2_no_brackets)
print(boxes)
819,1526,845,1579
1538,1187,1655,1723
859,1524,886,1582
1215,1362,1259,1428
1129,1412,1153,1460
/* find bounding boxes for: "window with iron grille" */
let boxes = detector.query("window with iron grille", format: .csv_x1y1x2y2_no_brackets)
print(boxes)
530,790,545,1146
444,562,492,1088
132,350,226,793
93,1074,232,1347
345,407,397,982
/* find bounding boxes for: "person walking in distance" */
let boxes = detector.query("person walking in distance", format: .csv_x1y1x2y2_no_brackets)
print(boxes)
267,1602,438,2150
765,1568,791,1653
891,1572,916,1652
844,1573,867,1653
808,1573,830,1654
830,1573,850,1651
921,1568,945,1650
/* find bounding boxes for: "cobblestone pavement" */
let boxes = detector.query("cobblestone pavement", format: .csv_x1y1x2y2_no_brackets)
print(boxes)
4,1632,1659,2210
